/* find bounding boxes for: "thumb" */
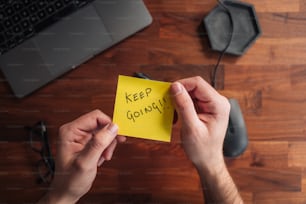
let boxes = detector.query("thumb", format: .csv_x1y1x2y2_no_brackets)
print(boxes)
170,82,199,125
77,123,118,167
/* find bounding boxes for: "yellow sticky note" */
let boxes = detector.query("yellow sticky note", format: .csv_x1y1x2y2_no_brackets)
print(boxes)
113,75,174,142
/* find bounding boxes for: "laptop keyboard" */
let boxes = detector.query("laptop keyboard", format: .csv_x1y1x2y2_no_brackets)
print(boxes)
0,0,93,55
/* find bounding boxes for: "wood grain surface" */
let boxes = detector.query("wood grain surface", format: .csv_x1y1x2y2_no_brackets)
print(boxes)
1,0,306,203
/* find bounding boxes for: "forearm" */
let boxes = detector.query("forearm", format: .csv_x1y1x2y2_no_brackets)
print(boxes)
196,161,243,204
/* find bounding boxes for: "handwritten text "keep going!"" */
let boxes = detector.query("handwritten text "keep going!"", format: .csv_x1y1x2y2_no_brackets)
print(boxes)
125,88,169,122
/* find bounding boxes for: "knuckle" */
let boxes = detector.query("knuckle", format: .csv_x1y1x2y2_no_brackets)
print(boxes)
175,96,192,114
194,76,204,83
59,123,70,136
219,96,231,116
90,137,107,151
91,109,111,123
93,109,102,114
222,96,230,109
178,94,190,107
92,109,103,115
225,100,231,112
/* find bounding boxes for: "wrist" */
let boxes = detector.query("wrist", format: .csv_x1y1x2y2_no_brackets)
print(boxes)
195,156,243,203
194,155,226,177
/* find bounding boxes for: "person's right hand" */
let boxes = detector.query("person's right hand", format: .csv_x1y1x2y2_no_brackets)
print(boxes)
170,76,230,173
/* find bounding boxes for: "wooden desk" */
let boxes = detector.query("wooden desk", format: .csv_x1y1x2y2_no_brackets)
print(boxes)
1,0,306,203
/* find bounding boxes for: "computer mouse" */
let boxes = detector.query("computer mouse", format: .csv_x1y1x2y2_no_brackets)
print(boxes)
223,98,248,157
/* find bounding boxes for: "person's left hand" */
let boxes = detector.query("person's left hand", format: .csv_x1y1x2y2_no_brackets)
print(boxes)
40,110,126,204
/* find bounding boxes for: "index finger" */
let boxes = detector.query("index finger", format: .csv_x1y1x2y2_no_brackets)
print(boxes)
70,109,112,132
178,76,220,103
177,76,229,115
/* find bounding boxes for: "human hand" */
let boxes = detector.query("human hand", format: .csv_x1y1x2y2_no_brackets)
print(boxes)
170,76,230,173
40,110,126,204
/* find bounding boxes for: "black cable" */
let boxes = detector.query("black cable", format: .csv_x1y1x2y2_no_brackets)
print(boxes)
211,0,234,88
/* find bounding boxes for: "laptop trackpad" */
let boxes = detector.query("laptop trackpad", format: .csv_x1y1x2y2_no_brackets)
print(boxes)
34,4,113,76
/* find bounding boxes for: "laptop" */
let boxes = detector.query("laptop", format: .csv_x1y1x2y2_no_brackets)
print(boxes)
0,0,152,98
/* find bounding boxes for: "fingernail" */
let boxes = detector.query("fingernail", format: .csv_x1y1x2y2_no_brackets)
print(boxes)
98,157,105,167
107,123,118,134
171,82,183,96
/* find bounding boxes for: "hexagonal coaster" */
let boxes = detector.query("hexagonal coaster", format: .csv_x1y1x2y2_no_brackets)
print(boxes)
204,0,261,56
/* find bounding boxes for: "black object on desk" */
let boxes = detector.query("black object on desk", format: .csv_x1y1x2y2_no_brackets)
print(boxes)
224,99,248,157
204,0,261,55
26,121,55,184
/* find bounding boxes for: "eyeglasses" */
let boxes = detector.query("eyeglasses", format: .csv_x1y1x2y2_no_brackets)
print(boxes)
26,121,55,184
